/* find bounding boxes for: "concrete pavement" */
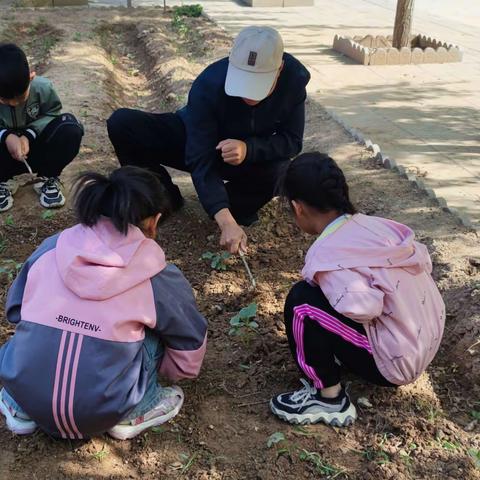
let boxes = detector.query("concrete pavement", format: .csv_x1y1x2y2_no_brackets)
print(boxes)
92,0,480,230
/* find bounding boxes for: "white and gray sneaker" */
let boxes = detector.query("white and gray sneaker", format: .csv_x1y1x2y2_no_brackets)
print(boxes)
270,379,357,427
0,180,19,212
34,177,65,208
108,386,184,440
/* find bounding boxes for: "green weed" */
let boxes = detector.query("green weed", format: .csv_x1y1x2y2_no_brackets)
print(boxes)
41,210,55,220
0,260,22,282
229,303,258,338
299,449,346,478
91,445,108,462
266,432,285,448
5,214,14,227
202,251,231,271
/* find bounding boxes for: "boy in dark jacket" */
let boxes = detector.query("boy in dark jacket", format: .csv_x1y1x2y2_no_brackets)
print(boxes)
107,26,310,254
0,43,83,212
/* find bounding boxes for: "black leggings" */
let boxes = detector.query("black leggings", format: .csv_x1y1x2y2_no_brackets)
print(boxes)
106,108,288,219
0,114,83,182
284,281,395,389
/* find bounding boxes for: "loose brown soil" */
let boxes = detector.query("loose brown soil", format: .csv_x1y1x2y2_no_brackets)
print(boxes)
0,7,479,480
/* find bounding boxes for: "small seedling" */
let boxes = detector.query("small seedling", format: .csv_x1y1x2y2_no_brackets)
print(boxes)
267,432,285,448
171,452,198,474
471,410,480,420
468,448,480,469
0,260,23,282
0,238,7,255
150,426,166,434
299,449,345,478
73,32,82,42
202,251,231,271
41,210,55,220
5,214,14,227
229,302,258,338
91,445,108,462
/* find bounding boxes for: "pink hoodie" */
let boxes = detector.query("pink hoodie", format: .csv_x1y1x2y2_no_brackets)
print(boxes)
302,214,445,385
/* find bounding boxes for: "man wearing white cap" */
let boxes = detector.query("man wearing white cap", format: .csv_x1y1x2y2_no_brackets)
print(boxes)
108,26,310,254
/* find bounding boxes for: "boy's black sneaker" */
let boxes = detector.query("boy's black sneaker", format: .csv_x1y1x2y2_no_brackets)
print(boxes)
0,180,18,213
34,177,65,208
270,379,357,427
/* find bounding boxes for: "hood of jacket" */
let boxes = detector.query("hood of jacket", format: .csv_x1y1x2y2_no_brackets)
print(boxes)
55,219,166,300
303,214,432,280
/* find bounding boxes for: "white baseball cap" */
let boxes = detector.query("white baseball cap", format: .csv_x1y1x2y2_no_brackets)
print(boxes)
225,26,284,102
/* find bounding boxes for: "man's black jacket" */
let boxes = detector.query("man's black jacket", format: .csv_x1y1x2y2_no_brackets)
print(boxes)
177,53,311,217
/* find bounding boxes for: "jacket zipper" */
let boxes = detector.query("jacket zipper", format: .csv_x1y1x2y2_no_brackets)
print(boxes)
10,106,17,129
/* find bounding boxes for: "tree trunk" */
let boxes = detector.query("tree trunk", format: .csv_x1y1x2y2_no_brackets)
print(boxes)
392,0,415,49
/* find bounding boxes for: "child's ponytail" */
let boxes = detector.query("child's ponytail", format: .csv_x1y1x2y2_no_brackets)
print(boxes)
73,166,171,235
281,152,356,215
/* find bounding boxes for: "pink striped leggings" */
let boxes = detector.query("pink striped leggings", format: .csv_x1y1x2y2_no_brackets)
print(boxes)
284,281,395,389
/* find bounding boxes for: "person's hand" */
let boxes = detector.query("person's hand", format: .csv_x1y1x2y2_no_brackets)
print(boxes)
19,136,30,159
5,134,25,161
216,139,247,166
214,208,248,254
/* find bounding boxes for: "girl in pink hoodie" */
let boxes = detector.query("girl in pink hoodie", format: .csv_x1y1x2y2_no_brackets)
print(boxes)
0,166,207,440
270,152,445,427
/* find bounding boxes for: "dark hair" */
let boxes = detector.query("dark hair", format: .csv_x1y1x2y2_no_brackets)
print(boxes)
0,44,30,99
281,152,356,215
73,166,171,235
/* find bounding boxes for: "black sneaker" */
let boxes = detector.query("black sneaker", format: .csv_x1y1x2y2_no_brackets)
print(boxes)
0,180,18,213
270,379,357,427
34,177,65,208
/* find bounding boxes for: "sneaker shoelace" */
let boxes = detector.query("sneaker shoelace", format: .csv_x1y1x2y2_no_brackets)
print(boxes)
41,177,61,194
290,378,318,408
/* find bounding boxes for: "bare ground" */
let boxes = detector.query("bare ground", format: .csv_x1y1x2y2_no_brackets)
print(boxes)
0,7,479,479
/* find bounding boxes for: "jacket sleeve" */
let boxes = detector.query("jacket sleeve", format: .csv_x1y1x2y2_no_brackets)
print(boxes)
244,92,306,164
151,264,208,381
183,79,230,218
6,235,59,324
0,116,14,145
315,268,385,323
23,81,62,141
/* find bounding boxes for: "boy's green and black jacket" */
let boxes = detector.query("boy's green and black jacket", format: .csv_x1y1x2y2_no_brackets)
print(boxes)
0,76,62,144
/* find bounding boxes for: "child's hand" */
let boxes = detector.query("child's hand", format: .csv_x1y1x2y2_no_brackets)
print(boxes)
19,136,30,159
5,134,25,162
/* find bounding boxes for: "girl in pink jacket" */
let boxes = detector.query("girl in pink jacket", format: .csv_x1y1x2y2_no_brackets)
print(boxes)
270,152,445,427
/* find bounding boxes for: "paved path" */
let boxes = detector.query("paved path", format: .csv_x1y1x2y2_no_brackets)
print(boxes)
92,0,480,229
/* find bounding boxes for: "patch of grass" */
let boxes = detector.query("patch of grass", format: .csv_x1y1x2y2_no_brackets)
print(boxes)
73,32,82,42
171,5,202,39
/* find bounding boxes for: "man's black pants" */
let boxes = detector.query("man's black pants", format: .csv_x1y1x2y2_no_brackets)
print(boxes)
284,281,396,389
0,114,83,182
106,108,288,220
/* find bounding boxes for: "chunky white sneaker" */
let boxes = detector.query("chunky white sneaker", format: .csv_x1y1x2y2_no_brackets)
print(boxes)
270,379,357,427
34,177,65,208
108,386,184,440
0,388,37,435
0,180,18,213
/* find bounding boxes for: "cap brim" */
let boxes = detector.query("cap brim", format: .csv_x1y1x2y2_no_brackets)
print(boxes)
225,63,277,101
